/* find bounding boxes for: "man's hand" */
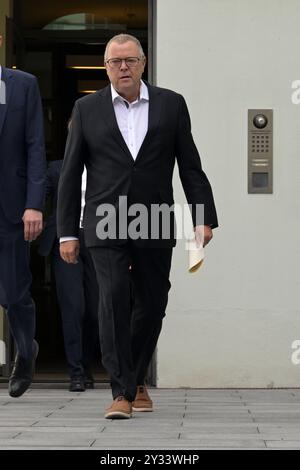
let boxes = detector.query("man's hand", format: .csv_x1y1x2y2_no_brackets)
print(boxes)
22,209,43,241
194,225,213,248
59,240,80,264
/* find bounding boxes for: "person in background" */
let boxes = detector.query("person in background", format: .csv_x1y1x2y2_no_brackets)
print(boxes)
39,159,99,391
0,34,46,397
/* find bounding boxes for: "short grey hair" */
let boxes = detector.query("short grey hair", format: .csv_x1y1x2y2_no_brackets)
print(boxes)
104,34,145,63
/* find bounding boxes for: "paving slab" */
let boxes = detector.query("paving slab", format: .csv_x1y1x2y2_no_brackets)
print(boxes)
0,388,299,449
265,440,300,449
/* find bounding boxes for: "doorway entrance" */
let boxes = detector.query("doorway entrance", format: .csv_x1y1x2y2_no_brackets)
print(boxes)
2,0,153,385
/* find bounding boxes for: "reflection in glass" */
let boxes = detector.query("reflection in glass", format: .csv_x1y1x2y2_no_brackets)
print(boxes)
43,13,126,31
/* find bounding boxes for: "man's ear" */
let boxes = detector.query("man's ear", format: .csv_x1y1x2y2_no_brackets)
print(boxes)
0,35,3,48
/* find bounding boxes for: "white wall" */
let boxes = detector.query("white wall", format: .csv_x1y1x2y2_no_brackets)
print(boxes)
156,0,300,387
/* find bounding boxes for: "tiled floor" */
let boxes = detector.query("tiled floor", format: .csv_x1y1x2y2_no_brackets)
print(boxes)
0,386,300,449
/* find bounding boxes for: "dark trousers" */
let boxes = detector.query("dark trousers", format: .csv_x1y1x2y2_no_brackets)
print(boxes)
52,230,99,379
89,243,173,402
0,205,35,361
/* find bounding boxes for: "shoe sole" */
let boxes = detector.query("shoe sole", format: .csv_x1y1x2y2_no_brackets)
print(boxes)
105,411,132,419
132,407,153,412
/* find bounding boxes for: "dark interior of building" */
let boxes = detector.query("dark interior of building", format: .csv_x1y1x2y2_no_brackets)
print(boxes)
3,0,149,383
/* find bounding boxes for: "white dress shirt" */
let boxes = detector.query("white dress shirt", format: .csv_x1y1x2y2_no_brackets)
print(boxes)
111,80,149,160
60,80,149,243
79,167,87,228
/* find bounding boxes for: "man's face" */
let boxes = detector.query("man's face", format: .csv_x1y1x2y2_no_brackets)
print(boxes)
105,40,146,98
0,35,3,48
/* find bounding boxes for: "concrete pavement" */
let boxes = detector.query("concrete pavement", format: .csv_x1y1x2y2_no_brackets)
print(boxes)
0,386,300,449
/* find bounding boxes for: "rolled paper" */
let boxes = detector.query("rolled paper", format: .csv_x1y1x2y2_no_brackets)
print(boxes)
187,238,204,273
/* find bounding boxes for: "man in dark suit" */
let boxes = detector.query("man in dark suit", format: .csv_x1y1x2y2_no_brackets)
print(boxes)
0,35,46,397
57,34,218,419
39,159,99,391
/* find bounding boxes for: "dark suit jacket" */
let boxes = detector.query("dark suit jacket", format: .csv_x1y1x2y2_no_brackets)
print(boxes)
38,159,63,256
0,67,46,223
57,82,218,247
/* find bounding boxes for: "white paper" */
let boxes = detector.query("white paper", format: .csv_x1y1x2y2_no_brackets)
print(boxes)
187,238,205,273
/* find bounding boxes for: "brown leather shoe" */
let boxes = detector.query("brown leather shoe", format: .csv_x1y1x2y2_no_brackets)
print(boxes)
132,385,153,412
105,396,132,419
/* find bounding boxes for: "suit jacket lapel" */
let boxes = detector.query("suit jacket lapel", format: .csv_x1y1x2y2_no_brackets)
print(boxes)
98,85,134,164
97,82,162,165
134,83,162,164
0,67,13,137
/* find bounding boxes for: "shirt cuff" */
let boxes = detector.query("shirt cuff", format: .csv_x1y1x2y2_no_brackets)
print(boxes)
59,237,79,243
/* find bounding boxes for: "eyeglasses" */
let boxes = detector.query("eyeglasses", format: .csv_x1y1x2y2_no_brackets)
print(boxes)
105,57,143,69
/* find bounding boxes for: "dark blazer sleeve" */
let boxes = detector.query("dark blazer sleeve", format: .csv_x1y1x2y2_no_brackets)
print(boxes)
25,75,46,211
38,160,63,256
57,103,85,238
46,159,62,198
45,163,55,198
175,95,218,229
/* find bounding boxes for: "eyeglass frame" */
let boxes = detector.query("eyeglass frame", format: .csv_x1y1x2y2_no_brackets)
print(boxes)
105,56,145,68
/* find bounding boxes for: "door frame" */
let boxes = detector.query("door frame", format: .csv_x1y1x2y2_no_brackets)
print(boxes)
1,1,158,386
146,0,157,386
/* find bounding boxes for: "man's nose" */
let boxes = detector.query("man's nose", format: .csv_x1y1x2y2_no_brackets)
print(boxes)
120,60,129,70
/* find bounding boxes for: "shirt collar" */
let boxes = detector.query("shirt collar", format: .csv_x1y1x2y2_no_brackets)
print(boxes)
111,80,149,105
